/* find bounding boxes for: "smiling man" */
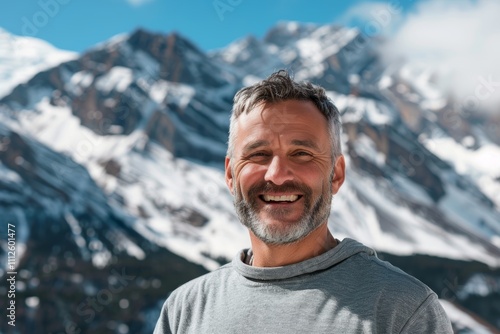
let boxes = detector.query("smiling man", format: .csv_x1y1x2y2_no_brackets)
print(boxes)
154,70,453,333
227,97,344,267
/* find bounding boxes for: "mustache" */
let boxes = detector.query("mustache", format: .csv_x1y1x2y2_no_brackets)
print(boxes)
247,181,312,198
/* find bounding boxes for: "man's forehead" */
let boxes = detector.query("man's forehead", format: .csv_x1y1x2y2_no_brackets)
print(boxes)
245,99,317,114
241,138,321,152
237,100,324,126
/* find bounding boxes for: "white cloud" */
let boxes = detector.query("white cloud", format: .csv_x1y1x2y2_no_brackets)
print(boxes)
338,1,405,36
380,0,500,113
126,0,154,7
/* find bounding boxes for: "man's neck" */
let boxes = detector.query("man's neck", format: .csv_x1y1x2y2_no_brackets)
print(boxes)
249,224,337,267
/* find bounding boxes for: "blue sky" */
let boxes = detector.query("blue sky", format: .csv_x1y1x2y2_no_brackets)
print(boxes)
0,0,418,52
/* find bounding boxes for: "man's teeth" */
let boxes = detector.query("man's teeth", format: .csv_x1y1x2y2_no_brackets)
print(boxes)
263,195,299,202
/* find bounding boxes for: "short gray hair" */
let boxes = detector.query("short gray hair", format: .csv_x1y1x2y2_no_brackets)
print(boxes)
227,70,342,160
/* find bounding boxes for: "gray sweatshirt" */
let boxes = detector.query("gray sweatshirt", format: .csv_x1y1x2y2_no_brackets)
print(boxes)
153,238,453,333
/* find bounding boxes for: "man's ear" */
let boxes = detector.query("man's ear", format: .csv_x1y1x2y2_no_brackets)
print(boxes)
331,155,345,195
225,156,234,195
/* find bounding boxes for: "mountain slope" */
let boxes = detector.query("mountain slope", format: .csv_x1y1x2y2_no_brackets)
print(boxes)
0,28,77,98
0,122,213,333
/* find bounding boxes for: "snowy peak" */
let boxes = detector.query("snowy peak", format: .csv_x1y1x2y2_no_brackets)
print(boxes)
263,21,326,47
211,35,265,65
1,27,239,166
210,22,373,94
0,28,77,98
124,28,239,87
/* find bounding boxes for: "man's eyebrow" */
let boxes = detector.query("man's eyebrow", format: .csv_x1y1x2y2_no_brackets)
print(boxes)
242,140,270,153
291,139,320,150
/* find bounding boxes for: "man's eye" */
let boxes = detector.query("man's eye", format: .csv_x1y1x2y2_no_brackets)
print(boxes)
292,151,312,157
247,152,270,160
292,151,314,161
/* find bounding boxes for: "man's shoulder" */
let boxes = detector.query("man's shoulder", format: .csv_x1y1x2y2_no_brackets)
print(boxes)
341,248,435,299
167,262,235,303
332,247,451,332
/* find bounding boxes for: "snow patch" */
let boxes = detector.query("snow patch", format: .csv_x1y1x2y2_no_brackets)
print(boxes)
0,29,77,98
95,67,133,94
440,300,493,334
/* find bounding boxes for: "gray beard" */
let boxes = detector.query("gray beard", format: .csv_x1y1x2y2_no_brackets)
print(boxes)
233,173,333,245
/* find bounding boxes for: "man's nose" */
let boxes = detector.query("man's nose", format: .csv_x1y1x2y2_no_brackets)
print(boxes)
264,156,294,185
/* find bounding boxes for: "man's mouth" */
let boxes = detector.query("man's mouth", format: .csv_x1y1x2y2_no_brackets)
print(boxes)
259,194,302,203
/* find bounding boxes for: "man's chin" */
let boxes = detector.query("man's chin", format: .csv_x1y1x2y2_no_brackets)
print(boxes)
251,222,310,245
257,215,304,227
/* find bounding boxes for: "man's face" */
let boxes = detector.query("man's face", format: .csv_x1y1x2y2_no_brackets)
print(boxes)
225,100,345,245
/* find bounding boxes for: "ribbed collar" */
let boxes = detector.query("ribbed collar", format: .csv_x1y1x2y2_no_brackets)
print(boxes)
232,238,374,281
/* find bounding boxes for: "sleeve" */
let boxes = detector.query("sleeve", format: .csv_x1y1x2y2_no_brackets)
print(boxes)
153,299,173,334
400,294,453,334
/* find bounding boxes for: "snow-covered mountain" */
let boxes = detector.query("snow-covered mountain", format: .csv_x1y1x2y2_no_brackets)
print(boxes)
0,28,77,98
0,23,499,333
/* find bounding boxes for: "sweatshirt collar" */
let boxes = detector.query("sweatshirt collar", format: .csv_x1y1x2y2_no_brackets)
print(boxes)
232,238,374,281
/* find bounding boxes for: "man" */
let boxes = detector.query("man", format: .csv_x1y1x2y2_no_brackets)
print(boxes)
154,70,453,333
